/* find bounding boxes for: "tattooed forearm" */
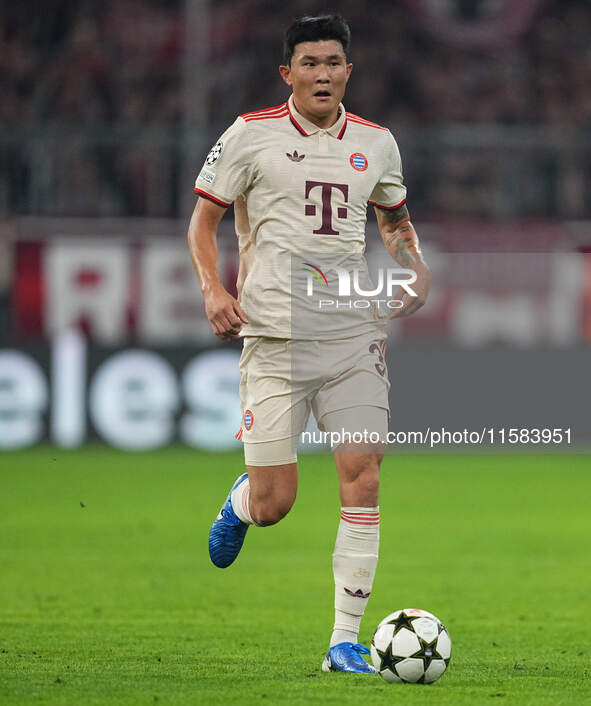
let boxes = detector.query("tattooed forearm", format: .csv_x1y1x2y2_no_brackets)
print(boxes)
374,202,425,268
385,225,417,267
384,224,412,249
384,203,410,226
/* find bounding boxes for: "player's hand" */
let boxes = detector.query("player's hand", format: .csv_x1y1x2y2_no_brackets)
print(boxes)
203,284,249,340
389,261,431,319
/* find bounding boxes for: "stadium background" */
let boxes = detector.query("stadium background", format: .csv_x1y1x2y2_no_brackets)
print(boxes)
0,0,591,447
1,2,591,704
1,0,590,449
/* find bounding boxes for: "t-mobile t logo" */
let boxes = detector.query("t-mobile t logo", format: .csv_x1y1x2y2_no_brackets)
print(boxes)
305,181,349,235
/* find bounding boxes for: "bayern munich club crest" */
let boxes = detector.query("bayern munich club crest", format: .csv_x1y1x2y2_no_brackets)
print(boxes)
350,152,368,171
243,409,254,430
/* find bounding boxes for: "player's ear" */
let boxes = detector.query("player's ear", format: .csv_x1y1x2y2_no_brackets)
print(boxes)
345,62,353,82
279,64,292,86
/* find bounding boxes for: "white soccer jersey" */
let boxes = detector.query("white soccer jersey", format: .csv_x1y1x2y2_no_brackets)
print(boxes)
194,94,407,339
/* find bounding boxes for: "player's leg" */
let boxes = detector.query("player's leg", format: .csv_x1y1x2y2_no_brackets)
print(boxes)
314,405,386,673
209,337,308,567
332,444,383,646
245,462,298,526
312,333,389,672
319,407,386,673
230,429,301,527
208,437,300,567
208,452,298,569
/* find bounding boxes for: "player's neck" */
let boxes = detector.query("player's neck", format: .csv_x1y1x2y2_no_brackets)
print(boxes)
292,97,341,130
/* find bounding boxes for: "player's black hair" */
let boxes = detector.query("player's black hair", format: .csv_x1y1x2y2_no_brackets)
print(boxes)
283,15,351,65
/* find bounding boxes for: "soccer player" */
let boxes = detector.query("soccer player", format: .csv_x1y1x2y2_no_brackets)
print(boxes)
188,15,430,674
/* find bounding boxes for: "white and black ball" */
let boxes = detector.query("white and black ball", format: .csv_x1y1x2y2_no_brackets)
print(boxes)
371,608,451,684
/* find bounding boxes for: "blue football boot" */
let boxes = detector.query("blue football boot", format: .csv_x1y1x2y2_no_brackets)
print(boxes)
208,473,250,568
321,643,377,674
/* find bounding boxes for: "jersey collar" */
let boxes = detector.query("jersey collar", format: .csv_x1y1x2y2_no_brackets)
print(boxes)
287,94,347,140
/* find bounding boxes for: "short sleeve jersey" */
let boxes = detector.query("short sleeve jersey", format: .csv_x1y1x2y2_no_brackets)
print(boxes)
194,94,407,339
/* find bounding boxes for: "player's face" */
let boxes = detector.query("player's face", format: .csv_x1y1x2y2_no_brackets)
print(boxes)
279,40,353,126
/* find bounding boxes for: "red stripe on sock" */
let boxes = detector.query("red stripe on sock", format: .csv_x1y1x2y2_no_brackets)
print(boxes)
341,514,380,525
343,518,380,527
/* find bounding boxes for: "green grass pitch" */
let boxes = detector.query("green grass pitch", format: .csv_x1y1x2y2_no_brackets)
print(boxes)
1,447,590,705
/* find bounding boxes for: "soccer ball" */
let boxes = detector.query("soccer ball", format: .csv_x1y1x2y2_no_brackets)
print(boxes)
370,608,451,684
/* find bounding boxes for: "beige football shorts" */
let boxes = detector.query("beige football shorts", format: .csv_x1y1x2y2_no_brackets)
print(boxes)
238,333,390,466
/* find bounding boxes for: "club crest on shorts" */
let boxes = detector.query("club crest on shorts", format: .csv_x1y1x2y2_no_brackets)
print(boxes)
350,153,368,171
205,140,223,165
243,409,254,430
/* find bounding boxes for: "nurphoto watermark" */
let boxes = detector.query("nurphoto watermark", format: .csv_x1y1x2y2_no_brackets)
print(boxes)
303,263,417,310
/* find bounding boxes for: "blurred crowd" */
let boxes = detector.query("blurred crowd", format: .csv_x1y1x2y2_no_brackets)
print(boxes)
230,0,591,129
1,0,590,218
0,0,182,216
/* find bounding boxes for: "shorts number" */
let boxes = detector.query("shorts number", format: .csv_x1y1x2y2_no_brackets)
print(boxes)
369,343,386,377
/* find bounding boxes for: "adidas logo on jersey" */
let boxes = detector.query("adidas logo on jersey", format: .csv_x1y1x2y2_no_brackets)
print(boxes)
286,150,305,162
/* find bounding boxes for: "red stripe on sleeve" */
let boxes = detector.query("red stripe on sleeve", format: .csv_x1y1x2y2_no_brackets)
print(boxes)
194,188,232,207
368,197,407,211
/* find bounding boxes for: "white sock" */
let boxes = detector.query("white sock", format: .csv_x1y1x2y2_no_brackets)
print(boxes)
330,507,379,648
230,476,254,524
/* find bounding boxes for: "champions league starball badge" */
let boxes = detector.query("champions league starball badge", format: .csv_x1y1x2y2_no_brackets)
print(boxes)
205,140,223,165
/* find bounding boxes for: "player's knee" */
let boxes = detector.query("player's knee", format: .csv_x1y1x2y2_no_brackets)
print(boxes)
251,499,292,526
339,455,381,504
356,470,379,500
250,492,294,526
342,454,382,481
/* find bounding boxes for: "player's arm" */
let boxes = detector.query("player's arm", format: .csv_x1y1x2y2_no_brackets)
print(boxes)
374,203,431,318
187,197,248,339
